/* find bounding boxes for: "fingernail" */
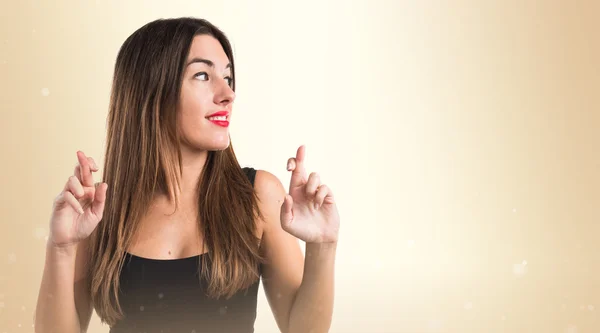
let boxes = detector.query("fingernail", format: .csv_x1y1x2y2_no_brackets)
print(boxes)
287,163,292,171
78,207,84,214
314,202,319,210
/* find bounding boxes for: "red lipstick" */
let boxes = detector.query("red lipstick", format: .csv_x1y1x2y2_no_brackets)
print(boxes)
206,111,230,128
206,111,229,118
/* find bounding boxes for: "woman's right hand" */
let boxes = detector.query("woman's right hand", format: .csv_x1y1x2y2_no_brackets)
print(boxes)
49,151,108,248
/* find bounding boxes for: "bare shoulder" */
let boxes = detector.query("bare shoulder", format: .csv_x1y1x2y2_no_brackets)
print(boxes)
252,169,288,235
253,169,287,203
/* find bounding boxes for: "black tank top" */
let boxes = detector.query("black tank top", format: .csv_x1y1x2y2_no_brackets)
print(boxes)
109,167,261,333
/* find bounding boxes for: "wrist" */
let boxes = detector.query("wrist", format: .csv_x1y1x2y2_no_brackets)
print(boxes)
305,241,338,258
46,239,78,257
306,241,337,249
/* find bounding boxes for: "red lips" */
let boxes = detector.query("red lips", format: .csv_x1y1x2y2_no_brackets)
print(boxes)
206,111,230,128
205,111,229,118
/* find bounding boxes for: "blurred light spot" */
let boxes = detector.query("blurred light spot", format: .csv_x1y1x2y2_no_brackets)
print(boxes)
8,253,16,263
406,240,415,248
426,319,441,332
140,306,144,311
588,305,595,311
34,227,47,240
374,259,383,270
512,262,527,277
566,325,578,333
41,88,50,97
463,302,473,310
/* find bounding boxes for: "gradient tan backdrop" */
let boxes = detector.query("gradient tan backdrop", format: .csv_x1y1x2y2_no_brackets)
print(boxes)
1,0,599,332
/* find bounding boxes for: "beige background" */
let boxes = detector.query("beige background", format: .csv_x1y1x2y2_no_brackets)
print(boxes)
1,0,599,332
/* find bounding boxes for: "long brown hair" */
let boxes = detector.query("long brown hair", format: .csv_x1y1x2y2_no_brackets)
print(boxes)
86,17,264,326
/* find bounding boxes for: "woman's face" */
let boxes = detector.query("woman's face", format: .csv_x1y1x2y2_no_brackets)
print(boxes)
177,34,235,152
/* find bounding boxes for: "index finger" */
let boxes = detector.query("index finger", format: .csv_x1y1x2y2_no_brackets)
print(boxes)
76,151,95,187
289,145,307,187
295,145,305,165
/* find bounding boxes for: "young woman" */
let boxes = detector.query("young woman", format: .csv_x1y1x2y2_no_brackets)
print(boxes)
34,17,339,333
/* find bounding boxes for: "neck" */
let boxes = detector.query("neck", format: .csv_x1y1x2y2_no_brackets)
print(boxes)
157,147,210,209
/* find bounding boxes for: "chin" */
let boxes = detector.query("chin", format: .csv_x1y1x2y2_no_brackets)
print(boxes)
210,142,230,151
182,132,231,152
206,136,231,151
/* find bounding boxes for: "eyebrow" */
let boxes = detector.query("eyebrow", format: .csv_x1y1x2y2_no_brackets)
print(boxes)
186,57,231,69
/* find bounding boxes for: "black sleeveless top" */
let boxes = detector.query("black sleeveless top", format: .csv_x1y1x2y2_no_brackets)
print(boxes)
109,167,261,333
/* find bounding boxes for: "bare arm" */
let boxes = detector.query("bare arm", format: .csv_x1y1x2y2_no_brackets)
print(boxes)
256,170,337,333
34,240,93,333
287,242,336,333
35,152,106,333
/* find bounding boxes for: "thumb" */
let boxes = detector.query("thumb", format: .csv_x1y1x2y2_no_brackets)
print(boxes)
91,182,108,220
280,194,294,230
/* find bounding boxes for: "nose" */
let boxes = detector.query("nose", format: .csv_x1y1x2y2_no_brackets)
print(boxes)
214,79,235,106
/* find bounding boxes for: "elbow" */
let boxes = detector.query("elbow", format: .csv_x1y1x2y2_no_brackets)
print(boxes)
287,320,332,333
33,311,46,333
289,327,331,333
33,318,82,333
286,302,333,333
34,326,82,333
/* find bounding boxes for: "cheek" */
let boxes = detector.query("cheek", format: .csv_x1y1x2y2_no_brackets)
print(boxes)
178,111,207,143
181,84,211,113
179,107,204,126
178,84,225,145
179,86,212,124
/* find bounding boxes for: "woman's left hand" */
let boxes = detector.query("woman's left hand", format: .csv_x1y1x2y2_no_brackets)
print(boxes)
280,145,340,244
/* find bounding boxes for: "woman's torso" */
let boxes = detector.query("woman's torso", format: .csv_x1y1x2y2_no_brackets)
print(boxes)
109,167,262,333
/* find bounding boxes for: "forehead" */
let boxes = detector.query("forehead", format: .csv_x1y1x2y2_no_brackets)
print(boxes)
187,34,230,68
